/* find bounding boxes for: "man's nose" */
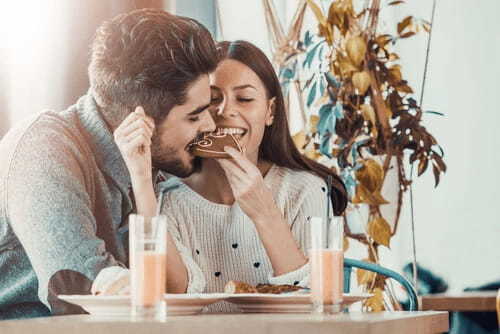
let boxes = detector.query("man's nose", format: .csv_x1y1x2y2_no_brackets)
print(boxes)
200,109,216,133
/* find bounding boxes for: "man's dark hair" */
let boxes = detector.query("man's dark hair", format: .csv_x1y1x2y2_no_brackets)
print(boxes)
89,8,218,127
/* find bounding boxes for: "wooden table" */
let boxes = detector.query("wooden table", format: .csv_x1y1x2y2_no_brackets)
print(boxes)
420,291,498,312
0,312,449,334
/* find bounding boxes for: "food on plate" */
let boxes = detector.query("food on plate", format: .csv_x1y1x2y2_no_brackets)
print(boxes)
224,280,303,294
91,266,130,296
224,280,258,294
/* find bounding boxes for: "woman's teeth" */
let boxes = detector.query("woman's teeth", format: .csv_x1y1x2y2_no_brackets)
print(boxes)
215,128,245,135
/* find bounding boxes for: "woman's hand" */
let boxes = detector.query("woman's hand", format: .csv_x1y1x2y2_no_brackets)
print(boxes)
218,146,307,276
216,146,281,224
113,106,155,185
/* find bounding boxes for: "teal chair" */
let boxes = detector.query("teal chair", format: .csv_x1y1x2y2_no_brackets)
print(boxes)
343,258,419,311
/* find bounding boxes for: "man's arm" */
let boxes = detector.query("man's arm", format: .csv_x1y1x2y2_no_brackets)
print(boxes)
7,123,122,314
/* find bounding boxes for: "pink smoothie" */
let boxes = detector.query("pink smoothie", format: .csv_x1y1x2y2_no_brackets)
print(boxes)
131,251,166,307
310,249,344,304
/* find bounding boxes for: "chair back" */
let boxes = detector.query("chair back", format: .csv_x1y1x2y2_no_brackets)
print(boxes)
343,258,419,311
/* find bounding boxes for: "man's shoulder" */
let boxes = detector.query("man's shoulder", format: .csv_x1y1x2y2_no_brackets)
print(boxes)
3,107,87,152
0,107,93,181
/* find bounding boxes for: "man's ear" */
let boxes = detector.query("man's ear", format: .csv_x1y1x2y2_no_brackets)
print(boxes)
266,97,276,126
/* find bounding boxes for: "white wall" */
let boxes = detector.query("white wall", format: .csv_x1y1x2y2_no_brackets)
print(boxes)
0,1,136,134
216,0,500,292
390,0,500,291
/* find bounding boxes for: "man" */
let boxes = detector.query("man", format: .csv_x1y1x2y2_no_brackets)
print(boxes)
0,9,217,318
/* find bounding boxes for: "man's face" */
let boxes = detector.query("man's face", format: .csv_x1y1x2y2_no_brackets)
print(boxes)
150,75,215,177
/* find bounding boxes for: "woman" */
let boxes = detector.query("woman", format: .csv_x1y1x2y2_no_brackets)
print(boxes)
114,40,347,311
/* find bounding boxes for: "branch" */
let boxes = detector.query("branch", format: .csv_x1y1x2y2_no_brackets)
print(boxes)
391,155,405,236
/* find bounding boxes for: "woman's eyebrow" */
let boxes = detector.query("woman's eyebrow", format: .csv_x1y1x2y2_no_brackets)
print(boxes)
233,84,257,91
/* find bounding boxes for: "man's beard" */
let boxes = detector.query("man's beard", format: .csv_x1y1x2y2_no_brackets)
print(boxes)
150,137,201,178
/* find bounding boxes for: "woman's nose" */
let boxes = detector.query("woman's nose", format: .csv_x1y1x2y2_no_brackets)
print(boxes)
217,103,238,118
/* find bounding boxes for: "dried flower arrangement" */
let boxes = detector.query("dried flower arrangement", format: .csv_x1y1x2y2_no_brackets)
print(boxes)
265,0,446,311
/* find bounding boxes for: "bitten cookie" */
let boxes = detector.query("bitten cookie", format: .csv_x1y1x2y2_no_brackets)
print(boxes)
190,132,243,159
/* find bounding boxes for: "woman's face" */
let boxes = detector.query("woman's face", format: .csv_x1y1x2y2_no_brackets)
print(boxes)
209,59,274,163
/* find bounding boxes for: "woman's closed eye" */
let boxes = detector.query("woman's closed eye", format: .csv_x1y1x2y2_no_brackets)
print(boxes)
237,97,254,102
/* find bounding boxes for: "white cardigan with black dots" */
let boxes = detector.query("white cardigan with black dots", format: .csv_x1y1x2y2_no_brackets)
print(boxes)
161,164,332,313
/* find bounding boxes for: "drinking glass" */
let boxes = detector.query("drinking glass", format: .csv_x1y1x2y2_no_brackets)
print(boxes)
310,216,344,314
129,214,167,319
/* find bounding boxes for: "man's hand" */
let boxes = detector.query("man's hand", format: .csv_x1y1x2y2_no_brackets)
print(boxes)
114,106,155,184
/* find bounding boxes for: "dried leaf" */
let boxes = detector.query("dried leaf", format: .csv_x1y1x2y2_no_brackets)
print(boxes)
305,149,322,160
433,164,440,187
356,159,384,193
360,104,376,124
337,54,358,77
367,217,391,248
365,288,385,312
396,83,413,94
352,184,388,205
319,23,334,45
292,130,306,150
422,20,431,33
346,35,367,68
388,0,405,5
357,264,376,285
355,8,368,19
373,273,388,290
310,115,320,132
397,16,413,35
433,154,447,172
343,237,350,251
400,31,416,39
314,94,331,108
375,34,392,48
327,0,355,35
409,152,418,164
388,53,400,61
417,157,429,176
352,71,371,95
361,104,378,138
388,65,402,83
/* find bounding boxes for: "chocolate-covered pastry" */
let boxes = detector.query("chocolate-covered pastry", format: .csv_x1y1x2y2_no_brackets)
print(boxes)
190,132,243,159
224,280,258,293
255,283,302,294
224,280,303,294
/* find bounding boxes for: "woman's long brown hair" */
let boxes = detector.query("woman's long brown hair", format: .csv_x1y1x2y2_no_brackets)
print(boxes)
217,40,348,215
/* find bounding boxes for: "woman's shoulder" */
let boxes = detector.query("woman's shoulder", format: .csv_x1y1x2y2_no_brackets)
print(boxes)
270,165,327,195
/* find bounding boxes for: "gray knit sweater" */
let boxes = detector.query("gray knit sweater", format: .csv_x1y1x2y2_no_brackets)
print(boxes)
0,94,132,318
161,165,330,312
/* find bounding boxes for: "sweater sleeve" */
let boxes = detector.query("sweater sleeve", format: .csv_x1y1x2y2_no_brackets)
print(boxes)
6,122,122,314
161,201,206,294
268,175,330,287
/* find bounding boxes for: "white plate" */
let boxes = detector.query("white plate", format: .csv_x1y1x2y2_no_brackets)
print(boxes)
225,293,372,313
58,293,228,316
